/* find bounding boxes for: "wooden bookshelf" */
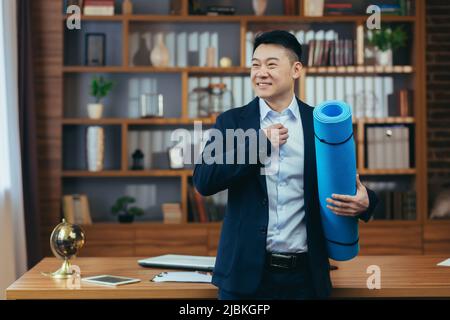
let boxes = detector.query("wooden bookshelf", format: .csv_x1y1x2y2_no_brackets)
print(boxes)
32,0,437,257
61,117,215,125
61,169,193,178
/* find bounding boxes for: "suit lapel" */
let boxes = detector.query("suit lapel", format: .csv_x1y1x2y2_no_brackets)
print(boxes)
238,97,268,195
297,97,315,222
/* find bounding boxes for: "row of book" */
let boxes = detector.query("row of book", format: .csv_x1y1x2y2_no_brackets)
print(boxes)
305,76,409,118
307,38,355,67
246,29,358,67
366,125,411,170
130,31,220,68
323,0,413,16
372,190,416,220
187,185,226,223
188,76,254,118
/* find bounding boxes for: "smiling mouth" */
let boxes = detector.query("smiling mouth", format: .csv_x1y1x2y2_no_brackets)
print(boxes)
256,82,272,87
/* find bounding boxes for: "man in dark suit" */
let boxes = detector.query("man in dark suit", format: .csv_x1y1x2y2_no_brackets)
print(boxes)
193,30,378,299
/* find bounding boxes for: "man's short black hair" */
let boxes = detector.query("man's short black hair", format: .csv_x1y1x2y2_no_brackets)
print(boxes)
253,30,303,64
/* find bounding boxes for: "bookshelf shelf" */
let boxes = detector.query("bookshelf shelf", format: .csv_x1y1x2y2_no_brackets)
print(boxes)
358,117,415,124
62,66,414,74
61,117,412,126
305,65,414,74
62,169,415,178
359,169,417,175
66,15,417,23
62,170,192,177
62,118,215,125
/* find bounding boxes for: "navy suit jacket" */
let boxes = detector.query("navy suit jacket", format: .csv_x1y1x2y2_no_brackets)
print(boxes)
193,96,379,298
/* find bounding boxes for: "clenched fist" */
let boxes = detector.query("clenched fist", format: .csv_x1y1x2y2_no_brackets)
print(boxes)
263,123,289,148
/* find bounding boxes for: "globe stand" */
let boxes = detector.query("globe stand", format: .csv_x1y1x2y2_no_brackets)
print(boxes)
42,258,74,279
41,218,85,279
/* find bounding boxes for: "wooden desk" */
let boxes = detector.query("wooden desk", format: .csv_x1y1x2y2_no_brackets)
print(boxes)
6,256,450,299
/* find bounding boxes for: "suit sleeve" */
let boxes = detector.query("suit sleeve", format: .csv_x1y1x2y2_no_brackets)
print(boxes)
357,187,379,223
193,113,271,196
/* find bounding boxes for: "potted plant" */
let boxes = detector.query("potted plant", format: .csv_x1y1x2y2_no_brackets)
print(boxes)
88,76,114,119
111,196,144,223
367,26,407,66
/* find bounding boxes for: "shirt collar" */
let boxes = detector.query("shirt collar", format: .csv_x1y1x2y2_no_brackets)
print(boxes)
259,95,299,121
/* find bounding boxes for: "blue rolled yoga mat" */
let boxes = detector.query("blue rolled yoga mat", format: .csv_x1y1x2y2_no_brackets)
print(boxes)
313,100,358,261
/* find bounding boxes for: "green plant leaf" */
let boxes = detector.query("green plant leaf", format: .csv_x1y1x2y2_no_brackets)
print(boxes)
129,207,144,216
90,76,114,103
367,25,407,52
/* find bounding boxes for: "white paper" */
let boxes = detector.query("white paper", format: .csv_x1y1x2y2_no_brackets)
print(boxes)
437,258,450,267
152,271,212,283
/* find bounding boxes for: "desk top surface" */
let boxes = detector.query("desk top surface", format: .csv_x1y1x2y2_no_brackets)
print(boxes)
6,255,450,299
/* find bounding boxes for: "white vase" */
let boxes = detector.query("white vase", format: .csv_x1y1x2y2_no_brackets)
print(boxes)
375,48,393,66
252,0,268,16
86,126,105,172
150,33,170,67
87,103,104,119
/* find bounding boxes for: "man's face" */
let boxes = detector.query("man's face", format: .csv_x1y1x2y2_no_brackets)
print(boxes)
251,43,301,100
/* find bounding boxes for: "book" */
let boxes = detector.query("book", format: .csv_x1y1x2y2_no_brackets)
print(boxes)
402,191,416,220
206,6,236,15
162,203,183,224
324,2,354,15
190,185,208,223
388,89,413,117
325,77,334,101
64,0,84,12
232,76,243,106
152,271,212,283
392,191,403,219
366,126,376,169
400,126,410,169
305,76,315,106
304,30,315,66
283,0,297,15
176,32,187,67
187,185,199,222
199,31,209,67
210,32,219,67
166,32,176,67
84,0,114,16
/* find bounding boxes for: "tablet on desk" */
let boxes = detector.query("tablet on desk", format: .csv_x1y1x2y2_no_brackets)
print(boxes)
82,275,141,286
138,254,216,271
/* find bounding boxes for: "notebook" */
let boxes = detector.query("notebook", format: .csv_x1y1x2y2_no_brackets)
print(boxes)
151,271,212,283
138,254,216,271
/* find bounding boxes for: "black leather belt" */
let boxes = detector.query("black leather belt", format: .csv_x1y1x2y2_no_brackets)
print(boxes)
266,252,308,270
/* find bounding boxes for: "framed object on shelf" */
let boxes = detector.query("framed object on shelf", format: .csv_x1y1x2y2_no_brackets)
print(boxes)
85,33,106,66
162,203,183,224
62,194,92,225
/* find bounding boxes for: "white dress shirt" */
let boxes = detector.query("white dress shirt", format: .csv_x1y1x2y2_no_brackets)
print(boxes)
259,95,308,253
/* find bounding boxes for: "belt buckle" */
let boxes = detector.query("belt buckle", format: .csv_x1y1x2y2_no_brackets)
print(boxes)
270,253,294,269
